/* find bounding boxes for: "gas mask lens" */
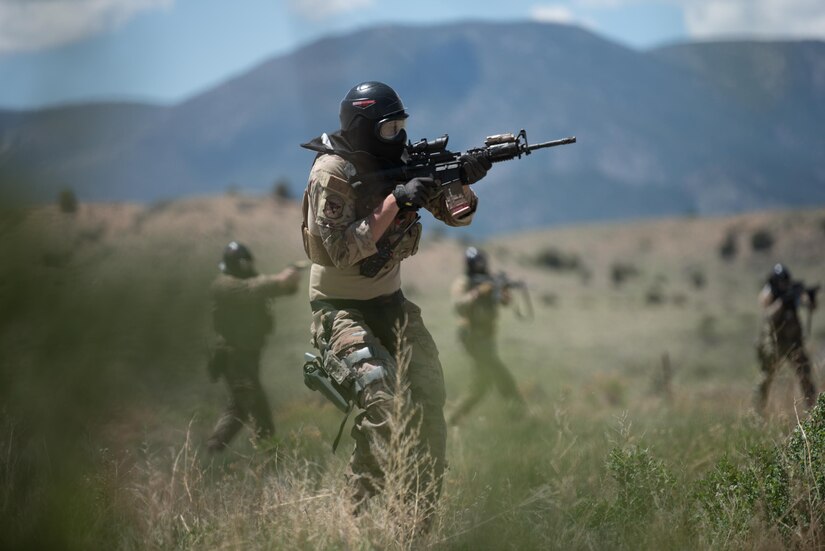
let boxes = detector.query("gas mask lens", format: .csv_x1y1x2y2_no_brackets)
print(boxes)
377,118,406,141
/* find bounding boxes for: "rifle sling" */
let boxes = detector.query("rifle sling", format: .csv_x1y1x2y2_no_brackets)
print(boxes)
332,401,354,454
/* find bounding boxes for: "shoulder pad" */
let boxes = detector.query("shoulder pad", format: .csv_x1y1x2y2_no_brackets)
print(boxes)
311,155,357,196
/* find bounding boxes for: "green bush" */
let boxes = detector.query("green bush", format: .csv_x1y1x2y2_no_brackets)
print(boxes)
693,395,825,545
610,262,639,287
607,446,675,519
750,228,774,252
718,231,737,261
533,247,581,271
272,178,292,202
57,188,78,214
688,267,706,289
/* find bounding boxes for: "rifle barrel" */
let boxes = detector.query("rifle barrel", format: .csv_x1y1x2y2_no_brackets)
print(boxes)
527,136,576,152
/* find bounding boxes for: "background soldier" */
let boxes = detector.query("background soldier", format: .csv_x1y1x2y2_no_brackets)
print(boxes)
754,263,819,414
300,81,490,512
206,241,300,452
449,247,527,425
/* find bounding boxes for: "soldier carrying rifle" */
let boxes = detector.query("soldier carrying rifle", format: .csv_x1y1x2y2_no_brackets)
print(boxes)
754,263,820,414
449,247,528,425
206,242,301,452
298,80,573,518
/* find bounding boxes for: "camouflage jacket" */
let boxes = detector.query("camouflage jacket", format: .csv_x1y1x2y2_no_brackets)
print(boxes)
211,272,294,351
302,133,478,300
451,274,500,335
759,284,804,343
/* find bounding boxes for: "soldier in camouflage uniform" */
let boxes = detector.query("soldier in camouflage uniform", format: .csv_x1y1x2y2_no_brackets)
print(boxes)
206,242,300,452
449,247,526,425
754,263,818,414
299,82,490,511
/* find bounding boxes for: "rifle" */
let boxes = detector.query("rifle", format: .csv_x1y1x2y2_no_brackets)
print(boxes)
356,129,576,218
472,271,534,321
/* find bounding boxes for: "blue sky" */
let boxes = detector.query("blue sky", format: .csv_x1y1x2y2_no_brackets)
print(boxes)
0,0,823,109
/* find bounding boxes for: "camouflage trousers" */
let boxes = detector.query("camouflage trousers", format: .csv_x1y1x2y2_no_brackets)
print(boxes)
755,323,817,412
208,347,275,451
449,327,525,425
310,292,447,509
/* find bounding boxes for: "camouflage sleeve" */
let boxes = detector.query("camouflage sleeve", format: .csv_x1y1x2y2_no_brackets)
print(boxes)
425,185,478,227
308,161,377,269
758,284,776,308
245,273,295,298
451,276,475,315
214,274,285,299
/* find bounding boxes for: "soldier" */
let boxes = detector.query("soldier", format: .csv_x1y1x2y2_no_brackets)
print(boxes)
299,81,490,512
754,263,819,414
449,247,527,425
206,241,300,452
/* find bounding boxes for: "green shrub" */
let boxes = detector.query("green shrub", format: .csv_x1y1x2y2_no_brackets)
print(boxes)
607,446,675,519
57,188,78,214
718,231,737,261
688,267,706,289
751,228,774,252
692,396,825,545
693,455,759,537
533,247,581,272
610,262,639,287
645,286,665,305
272,178,292,202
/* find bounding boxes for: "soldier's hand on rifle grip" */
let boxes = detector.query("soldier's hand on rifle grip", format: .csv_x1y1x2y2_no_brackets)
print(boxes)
475,282,495,298
392,177,438,209
460,154,492,185
501,287,512,306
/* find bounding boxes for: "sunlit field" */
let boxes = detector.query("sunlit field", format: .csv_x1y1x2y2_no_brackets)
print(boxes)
2,195,824,549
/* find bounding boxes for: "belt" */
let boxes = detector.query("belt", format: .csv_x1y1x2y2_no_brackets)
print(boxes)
310,289,405,313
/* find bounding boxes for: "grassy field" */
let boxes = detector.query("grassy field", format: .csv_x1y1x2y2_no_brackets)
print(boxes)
1,195,824,549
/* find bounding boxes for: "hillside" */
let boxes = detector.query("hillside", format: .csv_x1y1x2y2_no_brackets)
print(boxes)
2,21,825,235
2,196,825,547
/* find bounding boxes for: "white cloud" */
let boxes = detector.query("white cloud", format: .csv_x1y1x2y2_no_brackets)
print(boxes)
530,4,577,24
569,0,825,39
0,0,172,54
679,0,825,40
286,0,374,21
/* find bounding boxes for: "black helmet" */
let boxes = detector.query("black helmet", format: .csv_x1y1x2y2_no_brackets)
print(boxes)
465,247,488,275
220,241,256,278
340,81,408,133
339,81,409,161
771,263,791,281
768,262,791,291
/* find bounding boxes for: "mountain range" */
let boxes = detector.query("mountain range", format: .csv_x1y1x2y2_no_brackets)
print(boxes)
1,21,824,235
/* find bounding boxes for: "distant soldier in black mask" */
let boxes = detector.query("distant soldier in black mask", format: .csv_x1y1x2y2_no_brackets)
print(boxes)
449,247,527,425
754,263,819,414
206,241,300,452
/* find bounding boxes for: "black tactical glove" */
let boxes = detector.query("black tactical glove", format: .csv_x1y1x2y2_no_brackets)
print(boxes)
460,154,492,185
392,177,438,209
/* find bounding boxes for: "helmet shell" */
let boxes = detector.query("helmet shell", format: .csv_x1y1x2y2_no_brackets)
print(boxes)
220,241,254,277
465,247,489,275
772,263,791,281
339,81,408,133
